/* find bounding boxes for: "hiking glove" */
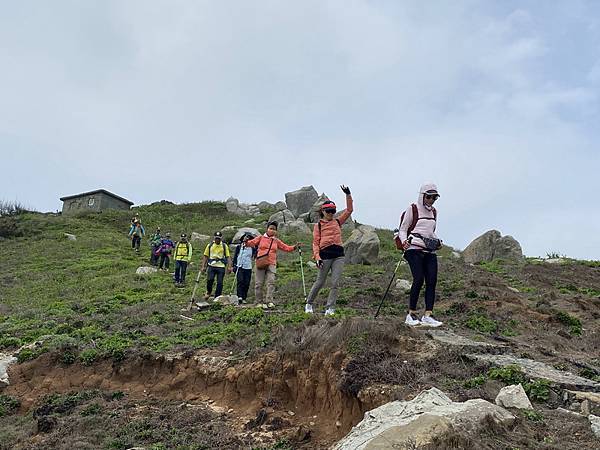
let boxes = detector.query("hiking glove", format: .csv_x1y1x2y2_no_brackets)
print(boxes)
340,185,351,195
316,259,323,268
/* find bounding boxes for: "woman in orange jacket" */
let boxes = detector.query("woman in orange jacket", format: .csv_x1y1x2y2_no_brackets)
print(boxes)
245,221,299,307
305,185,353,316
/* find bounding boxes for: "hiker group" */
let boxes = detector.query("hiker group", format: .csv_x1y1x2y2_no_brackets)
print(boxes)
127,183,444,326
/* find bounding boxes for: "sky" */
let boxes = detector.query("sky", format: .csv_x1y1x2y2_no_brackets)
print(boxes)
1,1,599,259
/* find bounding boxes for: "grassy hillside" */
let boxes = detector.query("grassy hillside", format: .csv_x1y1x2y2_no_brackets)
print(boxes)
0,202,423,364
2,202,600,449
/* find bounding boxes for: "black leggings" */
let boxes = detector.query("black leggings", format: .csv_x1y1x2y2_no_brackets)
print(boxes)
404,250,438,312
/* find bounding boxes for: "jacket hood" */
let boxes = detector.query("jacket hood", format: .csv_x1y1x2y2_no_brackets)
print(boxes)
418,182,439,210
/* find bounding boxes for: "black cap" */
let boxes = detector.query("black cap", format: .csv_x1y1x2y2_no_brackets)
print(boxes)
214,231,223,238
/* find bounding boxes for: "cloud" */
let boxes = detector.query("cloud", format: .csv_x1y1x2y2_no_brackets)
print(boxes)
1,1,599,259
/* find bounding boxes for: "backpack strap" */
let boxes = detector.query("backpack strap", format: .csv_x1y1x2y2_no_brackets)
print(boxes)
407,203,419,235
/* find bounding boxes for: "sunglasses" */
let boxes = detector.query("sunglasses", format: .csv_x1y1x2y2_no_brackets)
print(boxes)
424,194,439,200
324,208,337,214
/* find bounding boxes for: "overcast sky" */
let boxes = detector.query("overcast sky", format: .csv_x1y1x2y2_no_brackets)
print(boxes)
1,1,599,259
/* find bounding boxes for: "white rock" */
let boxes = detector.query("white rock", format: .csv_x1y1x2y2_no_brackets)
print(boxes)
395,279,412,292
306,261,317,269
495,384,533,410
0,353,18,387
451,251,461,259
333,387,514,450
507,287,520,293
136,266,158,275
590,414,600,437
64,233,77,241
213,295,239,305
545,258,567,264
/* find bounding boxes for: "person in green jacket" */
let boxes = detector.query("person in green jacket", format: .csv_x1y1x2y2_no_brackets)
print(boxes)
128,219,145,253
173,234,193,287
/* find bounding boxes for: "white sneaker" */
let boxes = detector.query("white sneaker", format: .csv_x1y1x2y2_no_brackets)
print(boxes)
405,313,421,326
420,315,443,327
305,304,313,314
324,308,335,316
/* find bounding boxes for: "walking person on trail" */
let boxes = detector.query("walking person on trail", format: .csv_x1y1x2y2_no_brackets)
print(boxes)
244,221,300,308
232,233,257,303
128,219,145,253
149,227,162,265
397,183,443,327
305,185,354,316
158,233,174,271
174,234,192,287
201,231,232,299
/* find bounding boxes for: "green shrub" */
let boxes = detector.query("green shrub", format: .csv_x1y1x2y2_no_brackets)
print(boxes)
522,409,544,422
0,336,22,349
16,346,46,362
555,311,582,335
463,374,486,388
79,348,100,366
465,314,498,333
524,379,551,402
487,365,526,385
0,395,20,417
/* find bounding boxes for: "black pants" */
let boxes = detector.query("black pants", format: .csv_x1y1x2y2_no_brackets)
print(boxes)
404,250,438,312
174,260,188,283
235,268,252,300
207,266,225,297
150,246,159,265
159,253,170,269
132,235,141,251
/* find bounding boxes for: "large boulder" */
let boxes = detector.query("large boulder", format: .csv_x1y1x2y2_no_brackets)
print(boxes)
232,227,261,244
344,225,380,265
225,197,260,217
219,226,238,243
274,201,287,211
309,193,331,223
285,186,319,217
463,230,523,264
333,387,514,450
495,384,533,410
281,219,311,235
136,266,158,275
268,209,296,225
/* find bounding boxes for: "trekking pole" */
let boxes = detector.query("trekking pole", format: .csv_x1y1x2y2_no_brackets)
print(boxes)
298,247,307,302
374,259,402,319
230,266,240,296
188,265,203,311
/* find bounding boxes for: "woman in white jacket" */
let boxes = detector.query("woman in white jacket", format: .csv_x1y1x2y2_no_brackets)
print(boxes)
398,183,443,327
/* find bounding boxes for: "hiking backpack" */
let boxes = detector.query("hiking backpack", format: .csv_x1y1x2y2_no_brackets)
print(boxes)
394,204,437,250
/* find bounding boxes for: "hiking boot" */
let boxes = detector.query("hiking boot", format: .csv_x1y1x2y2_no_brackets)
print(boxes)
405,313,421,326
324,308,335,316
420,315,443,327
304,304,313,314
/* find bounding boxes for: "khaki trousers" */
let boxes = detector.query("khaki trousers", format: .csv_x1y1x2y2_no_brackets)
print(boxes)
255,265,276,303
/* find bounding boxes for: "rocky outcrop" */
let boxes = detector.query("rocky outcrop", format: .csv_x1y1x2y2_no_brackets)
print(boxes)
268,210,296,225
344,225,380,265
225,197,260,217
463,230,523,264
285,186,319,218
495,384,532,410
333,387,515,450
467,354,600,390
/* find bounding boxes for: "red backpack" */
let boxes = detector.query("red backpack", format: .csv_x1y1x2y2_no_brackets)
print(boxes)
394,204,437,250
